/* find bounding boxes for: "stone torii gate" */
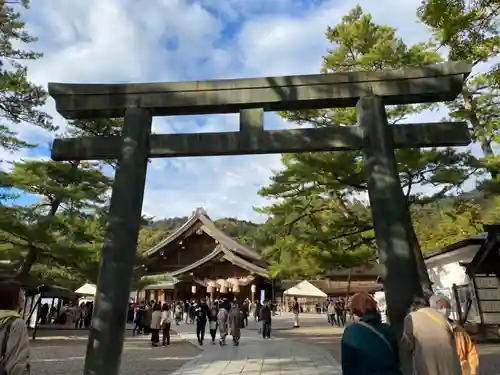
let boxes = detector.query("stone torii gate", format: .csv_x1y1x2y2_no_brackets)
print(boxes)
49,61,471,375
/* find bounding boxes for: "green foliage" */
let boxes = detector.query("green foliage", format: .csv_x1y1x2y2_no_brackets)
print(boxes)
418,0,500,63
415,192,500,252
0,0,55,151
415,199,483,251
418,0,500,185
255,6,475,278
137,226,166,253
0,160,111,285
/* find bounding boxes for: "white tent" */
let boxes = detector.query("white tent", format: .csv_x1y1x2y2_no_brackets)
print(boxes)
75,283,97,296
283,280,327,298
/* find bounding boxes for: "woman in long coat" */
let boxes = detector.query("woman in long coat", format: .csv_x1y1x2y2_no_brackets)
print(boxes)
228,302,241,346
217,303,229,346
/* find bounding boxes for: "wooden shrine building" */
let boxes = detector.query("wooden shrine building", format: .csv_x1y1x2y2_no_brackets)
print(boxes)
140,208,271,303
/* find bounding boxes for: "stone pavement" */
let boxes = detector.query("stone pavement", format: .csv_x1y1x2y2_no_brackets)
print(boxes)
30,331,201,375
170,319,342,375
29,314,500,375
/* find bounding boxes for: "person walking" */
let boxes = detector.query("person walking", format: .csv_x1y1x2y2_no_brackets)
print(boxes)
183,300,189,324
400,296,462,375
0,280,30,375
335,299,344,327
194,300,209,346
217,299,229,346
229,301,241,346
260,300,272,339
174,302,182,326
327,300,337,326
208,304,218,345
133,304,144,336
241,299,250,328
143,303,152,335
254,301,261,322
160,303,172,346
150,303,162,347
430,295,478,375
341,292,402,375
292,297,300,328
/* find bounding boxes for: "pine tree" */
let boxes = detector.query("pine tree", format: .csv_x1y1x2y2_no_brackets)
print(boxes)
0,160,111,283
418,0,500,183
256,6,475,278
0,0,55,151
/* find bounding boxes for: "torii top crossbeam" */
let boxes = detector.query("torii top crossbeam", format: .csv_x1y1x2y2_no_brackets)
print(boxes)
48,61,471,119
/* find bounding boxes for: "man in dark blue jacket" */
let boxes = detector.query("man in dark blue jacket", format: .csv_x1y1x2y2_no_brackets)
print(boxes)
260,300,272,339
194,299,209,345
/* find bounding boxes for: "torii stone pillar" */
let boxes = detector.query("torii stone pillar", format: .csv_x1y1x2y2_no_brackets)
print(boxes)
358,95,426,336
82,108,152,375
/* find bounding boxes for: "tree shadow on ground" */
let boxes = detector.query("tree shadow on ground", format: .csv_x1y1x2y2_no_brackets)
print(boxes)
273,327,343,361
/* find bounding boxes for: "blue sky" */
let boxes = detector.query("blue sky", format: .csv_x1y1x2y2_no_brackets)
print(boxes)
1,0,482,221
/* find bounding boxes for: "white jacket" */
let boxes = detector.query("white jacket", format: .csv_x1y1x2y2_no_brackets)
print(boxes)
327,303,335,314
160,310,171,326
150,311,162,329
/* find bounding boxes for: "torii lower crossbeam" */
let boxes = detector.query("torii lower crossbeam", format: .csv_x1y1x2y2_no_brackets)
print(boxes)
51,120,469,161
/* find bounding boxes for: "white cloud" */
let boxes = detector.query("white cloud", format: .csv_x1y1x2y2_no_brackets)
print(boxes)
14,0,456,222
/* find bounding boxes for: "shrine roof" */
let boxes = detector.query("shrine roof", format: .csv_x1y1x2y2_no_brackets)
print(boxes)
143,207,262,261
170,244,269,278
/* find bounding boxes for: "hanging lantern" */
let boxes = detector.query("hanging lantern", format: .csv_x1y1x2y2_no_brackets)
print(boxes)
232,284,240,293
191,285,196,294
220,285,227,293
207,285,213,293
251,284,256,293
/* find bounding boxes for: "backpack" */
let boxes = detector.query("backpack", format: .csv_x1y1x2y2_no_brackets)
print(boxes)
0,317,17,375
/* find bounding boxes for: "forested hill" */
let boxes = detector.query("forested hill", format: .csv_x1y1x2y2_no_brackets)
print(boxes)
152,217,259,239
138,216,260,252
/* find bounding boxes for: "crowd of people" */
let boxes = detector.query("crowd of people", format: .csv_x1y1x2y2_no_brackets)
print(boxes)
131,297,275,347
0,278,483,375
37,301,94,328
324,298,349,326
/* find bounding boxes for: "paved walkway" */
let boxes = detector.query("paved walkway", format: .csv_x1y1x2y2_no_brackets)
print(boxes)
30,331,201,375
170,320,342,375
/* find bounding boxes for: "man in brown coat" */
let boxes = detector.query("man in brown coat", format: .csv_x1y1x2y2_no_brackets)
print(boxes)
400,297,462,375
